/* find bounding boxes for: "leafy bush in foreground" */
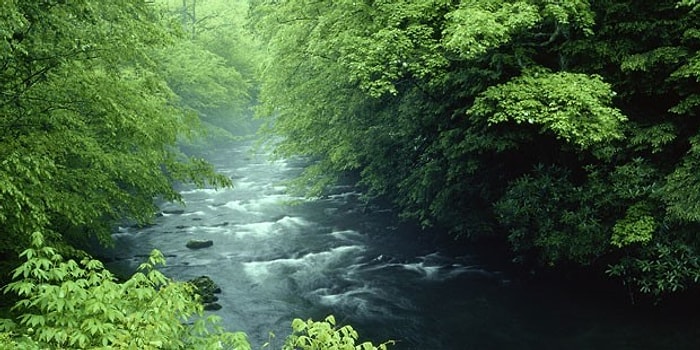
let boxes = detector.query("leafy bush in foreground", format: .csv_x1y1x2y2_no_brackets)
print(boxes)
1,232,249,349
0,232,390,350
283,315,394,350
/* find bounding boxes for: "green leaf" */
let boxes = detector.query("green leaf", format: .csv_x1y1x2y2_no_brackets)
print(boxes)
469,70,627,149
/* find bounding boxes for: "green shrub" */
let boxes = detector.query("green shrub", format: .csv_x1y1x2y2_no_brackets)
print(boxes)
283,315,394,350
1,233,391,350
1,232,249,349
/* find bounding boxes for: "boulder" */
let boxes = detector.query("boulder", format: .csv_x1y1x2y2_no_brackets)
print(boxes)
188,275,223,311
203,302,222,311
201,293,219,303
186,239,213,249
162,209,185,215
189,275,222,294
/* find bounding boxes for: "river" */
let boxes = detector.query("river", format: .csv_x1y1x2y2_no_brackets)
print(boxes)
101,138,700,349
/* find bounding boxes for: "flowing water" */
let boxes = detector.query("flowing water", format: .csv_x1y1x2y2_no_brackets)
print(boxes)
102,138,700,349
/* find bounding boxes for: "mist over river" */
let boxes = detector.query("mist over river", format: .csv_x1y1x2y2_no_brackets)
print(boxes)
99,138,700,349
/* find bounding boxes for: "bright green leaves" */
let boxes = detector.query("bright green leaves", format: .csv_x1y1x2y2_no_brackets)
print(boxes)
5,233,126,348
539,0,595,29
338,1,450,97
284,315,393,350
0,0,235,251
3,232,381,348
443,0,594,59
0,151,53,250
2,232,251,349
677,0,699,9
253,0,448,100
0,1,26,61
469,71,626,149
611,215,656,248
444,1,541,59
611,205,657,248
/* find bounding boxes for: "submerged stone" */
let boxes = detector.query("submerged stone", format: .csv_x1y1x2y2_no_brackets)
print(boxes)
186,239,213,249
162,209,185,215
203,302,222,311
202,294,219,303
188,275,223,311
189,276,220,290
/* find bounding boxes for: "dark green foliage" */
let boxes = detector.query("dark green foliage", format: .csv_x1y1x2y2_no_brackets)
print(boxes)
252,0,700,299
607,240,700,297
494,165,611,265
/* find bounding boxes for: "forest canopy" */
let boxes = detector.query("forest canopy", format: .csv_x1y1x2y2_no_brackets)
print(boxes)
0,0,241,255
251,0,700,298
2,0,700,347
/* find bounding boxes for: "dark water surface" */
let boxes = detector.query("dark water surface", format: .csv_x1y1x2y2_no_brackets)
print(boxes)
102,139,700,349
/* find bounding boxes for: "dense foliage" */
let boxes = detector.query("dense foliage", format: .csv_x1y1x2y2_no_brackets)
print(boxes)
1,233,250,349
0,1,391,348
157,0,261,137
0,0,232,256
251,0,700,299
0,0,245,342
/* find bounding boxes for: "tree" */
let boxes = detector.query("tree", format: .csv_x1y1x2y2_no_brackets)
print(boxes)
0,232,249,349
0,0,230,256
0,2,390,348
155,0,262,138
251,0,700,299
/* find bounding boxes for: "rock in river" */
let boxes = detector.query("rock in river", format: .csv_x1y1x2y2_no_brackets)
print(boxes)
186,239,213,249
162,209,185,215
188,275,223,311
203,302,223,311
